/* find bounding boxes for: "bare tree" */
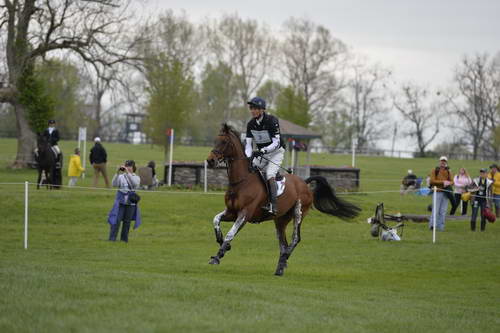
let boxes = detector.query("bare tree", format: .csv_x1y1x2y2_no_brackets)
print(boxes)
342,60,391,150
0,0,137,168
446,54,499,160
393,83,440,157
280,17,346,123
205,14,275,109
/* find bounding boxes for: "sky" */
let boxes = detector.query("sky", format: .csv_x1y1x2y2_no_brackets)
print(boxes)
135,0,500,150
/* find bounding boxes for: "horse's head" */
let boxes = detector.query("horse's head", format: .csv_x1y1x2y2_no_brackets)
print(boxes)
36,134,49,151
206,123,242,168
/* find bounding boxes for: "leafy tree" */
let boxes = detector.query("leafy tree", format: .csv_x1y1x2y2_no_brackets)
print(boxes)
0,0,137,168
143,55,196,147
197,62,239,140
18,65,55,133
36,59,86,137
256,80,283,112
275,86,310,127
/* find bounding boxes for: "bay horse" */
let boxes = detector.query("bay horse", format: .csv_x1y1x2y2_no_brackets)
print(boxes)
36,135,61,189
206,124,361,276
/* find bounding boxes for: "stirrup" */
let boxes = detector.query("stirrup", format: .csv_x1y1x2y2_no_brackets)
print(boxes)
263,203,277,215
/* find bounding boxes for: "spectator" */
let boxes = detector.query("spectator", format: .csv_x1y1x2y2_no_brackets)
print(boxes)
67,148,85,187
147,160,159,188
488,164,500,217
107,160,141,242
400,169,418,195
428,156,454,231
470,168,493,231
89,137,110,188
450,167,472,215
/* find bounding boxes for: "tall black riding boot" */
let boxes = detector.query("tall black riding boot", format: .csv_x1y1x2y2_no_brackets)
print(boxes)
267,178,278,215
470,220,476,231
496,206,500,218
480,219,486,232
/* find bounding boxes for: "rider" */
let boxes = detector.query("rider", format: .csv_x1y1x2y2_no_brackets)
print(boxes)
244,96,285,215
42,119,61,166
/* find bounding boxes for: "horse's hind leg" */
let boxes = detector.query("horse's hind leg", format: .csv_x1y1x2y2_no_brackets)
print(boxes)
286,200,303,259
274,216,290,276
209,211,246,265
274,200,303,276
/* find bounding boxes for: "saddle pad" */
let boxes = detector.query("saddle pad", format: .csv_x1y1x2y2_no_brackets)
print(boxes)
277,177,286,197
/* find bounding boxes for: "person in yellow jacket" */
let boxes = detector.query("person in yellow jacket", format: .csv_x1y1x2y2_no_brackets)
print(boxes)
68,148,85,187
488,164,500,217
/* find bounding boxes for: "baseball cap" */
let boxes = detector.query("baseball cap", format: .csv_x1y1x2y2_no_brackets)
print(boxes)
48,119,56,124
439,156,448,162
94,137,101,142
490,164,498,169
480,168,488,173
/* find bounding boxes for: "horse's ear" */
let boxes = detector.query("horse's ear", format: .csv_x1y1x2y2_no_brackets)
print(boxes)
221,123,230,134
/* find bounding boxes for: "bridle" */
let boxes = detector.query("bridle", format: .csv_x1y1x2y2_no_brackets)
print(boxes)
210,133,248,187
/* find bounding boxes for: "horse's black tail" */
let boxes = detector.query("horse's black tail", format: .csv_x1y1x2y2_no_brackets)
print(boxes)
305,176,361,220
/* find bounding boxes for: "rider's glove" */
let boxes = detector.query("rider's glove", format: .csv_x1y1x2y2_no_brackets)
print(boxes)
252,150,263,159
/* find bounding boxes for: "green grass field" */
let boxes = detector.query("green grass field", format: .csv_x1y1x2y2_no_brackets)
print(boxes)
1,138,499,332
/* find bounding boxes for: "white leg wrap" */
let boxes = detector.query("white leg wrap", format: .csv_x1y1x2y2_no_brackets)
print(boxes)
213,210,226,234
224,213,246,242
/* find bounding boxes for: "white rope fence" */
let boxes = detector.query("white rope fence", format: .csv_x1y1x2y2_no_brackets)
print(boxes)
0,180,491,249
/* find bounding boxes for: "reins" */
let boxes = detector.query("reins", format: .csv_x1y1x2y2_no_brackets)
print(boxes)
212,132,249,187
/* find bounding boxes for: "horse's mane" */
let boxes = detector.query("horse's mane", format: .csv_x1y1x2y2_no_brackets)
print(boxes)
220,123,245,152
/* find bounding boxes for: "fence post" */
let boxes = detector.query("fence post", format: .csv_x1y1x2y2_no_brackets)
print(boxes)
24,181,28,249
204,160,208,193
432,186,437,243
168,129,174,186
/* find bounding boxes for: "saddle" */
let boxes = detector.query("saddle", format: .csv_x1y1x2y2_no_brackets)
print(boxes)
254,169,286,197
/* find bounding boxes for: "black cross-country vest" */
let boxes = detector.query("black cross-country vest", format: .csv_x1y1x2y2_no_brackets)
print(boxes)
246,113,282,150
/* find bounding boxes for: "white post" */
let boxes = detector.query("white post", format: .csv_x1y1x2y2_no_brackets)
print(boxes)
82,137,87,179
168,129,174,186
78,127,87,179
291,140,296,174
432,186,437,243
24,181,28,249
352,138,357,167
204,160,208,193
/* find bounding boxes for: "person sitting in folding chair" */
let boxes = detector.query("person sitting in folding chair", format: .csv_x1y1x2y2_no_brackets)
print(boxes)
244,97,285,215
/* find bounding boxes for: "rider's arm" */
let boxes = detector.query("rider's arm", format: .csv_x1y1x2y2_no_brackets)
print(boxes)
260,135,280,154
245,138,253,158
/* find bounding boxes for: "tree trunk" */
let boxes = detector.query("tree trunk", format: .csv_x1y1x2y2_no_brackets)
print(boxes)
12,103,36,169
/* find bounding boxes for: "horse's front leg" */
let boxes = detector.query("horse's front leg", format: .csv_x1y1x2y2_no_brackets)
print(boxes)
209,211,246,265
212,210,237,245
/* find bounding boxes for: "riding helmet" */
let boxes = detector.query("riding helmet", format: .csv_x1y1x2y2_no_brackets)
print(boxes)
247,97,266,110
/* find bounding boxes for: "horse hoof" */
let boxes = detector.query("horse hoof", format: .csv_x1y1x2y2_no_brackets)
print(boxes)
209,257,220,265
